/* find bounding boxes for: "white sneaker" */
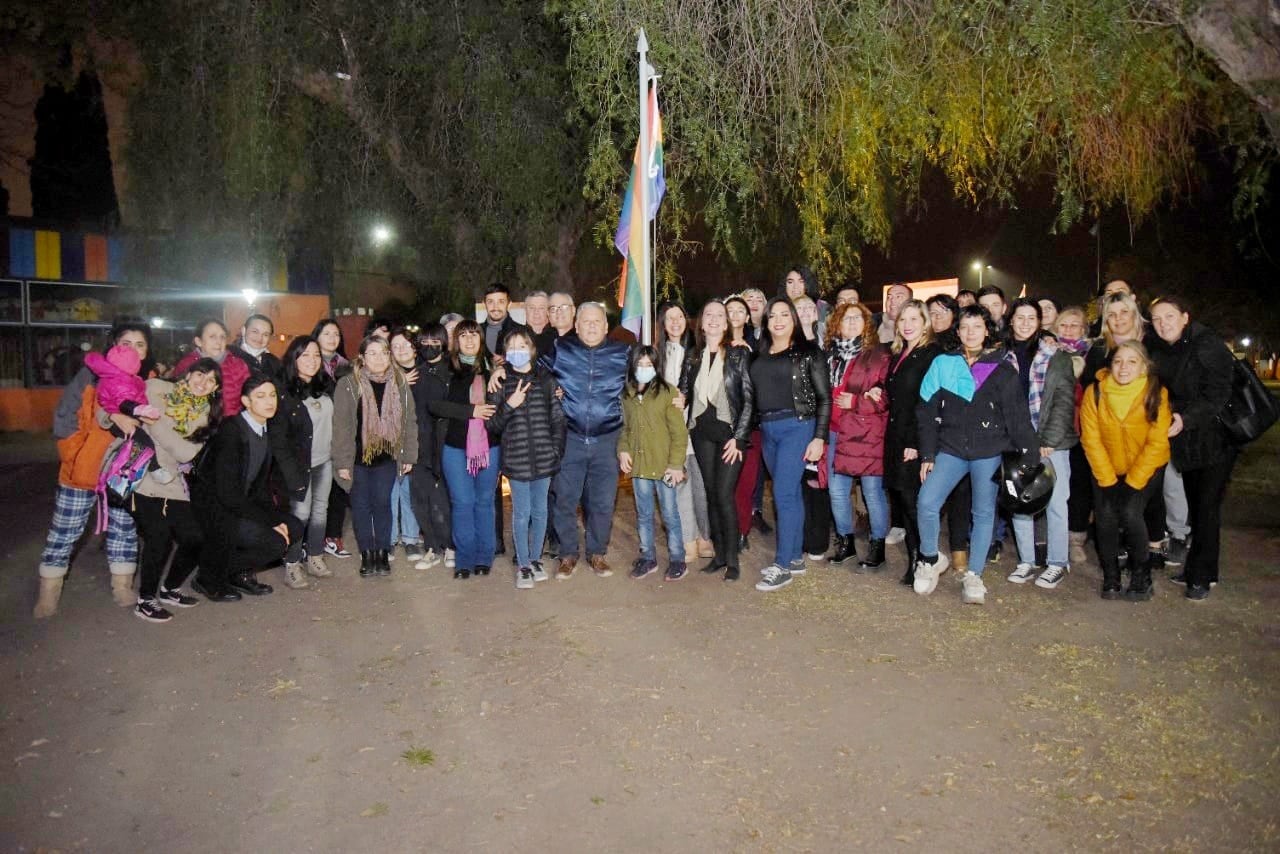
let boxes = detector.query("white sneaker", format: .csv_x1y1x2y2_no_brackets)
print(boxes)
805,552,827,564
531,561,549,583
885,527,906,545
961,570,987,604
913,552,950,596
1035,565,1068,589
1007,563,1037,584
515,567,535,590
755,564,793,592
305,555,333,578
444,549,456,569
416,548,442,570
284,562,310,589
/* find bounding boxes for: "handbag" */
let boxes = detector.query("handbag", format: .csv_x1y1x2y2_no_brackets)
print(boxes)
1217,357,1279,444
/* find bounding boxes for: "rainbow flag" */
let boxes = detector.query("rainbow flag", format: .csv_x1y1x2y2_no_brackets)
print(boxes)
615,84,666,337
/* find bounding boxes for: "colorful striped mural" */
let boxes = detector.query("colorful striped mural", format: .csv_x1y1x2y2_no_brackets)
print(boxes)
6,227,123,282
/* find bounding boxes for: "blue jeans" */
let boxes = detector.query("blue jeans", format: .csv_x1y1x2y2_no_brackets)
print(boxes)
918,453,1001,576
508,477,550,569
350,460,397,552
390,473,421,546
760,417,814,567
288,460,333,562
1013,448,1071,568
633,477,685,563
554,431,621,560
442,445,501,570
826,431,889,539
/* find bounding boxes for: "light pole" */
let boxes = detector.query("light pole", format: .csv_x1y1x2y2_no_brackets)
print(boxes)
371,223,393,246
971,260,990,289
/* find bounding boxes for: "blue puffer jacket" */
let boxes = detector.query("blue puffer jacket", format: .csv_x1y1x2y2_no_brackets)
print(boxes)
542,336,629,442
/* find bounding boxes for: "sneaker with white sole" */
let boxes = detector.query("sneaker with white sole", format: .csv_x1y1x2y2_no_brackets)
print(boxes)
134,598,173,623
961,570,987,604
158,587,199,608
305,554,333,577
629,558,659,579
885,527,906,545
755,564,793,592
444,548,456,569
416,548,442,570
284,562,310,589
1035,565,1068,589
324,537,352,558
805,552,827,564
530,561,549,583
912,552,950,596
788,558,808,576
515,567,535,589
1007,563,1037,584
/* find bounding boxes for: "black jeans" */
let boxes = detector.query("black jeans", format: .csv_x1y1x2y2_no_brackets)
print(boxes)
1182,452,1237,586
130,494,203,599
325,479,349,540
1092,476,1159,569
944,475,971,551
889,481,921,557
692,436,743,569
1067,443,1093,534
802,480,831,556
350,460,397,552
230,516,301,576
410,466,452,553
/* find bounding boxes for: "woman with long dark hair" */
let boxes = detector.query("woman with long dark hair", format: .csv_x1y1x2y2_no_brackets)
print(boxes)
1079,341,1171,600
126,359,224,621
271,336,336,588
1148,296,1236,600
914,305,1038,606
431,320,499,579
749,297,831,592
312,318,354,560
656,300,713,561
388,328,429,567
684,299,754,581
333,335,419,578
410,323,454,569
1004,298,1078,590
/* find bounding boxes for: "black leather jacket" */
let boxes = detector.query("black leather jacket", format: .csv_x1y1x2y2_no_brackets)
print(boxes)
678,345,757,445
749,343,831,439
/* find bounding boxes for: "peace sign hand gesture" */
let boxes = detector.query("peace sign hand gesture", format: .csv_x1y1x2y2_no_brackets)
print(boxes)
508,379,531,409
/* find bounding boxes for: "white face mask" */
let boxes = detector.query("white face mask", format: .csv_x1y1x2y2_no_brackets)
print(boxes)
634,365,657,385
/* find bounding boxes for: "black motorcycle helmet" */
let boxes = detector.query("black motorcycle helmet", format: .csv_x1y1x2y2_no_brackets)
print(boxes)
996,452,1056,516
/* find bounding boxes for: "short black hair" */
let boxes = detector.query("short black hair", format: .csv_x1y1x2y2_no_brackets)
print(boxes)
240,370,276,399
957,304,998,347
976,285,1006,303
365,316,391,335
484,282,511,298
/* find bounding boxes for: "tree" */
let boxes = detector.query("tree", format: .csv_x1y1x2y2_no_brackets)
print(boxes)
549,0,1277,283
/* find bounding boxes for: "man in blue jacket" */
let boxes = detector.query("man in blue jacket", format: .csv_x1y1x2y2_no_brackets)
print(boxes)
541,301,629,580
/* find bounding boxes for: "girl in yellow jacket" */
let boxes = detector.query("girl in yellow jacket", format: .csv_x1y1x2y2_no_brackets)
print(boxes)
1079,341,1171,601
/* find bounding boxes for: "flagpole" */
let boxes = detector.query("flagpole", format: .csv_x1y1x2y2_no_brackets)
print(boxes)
637,28,651,345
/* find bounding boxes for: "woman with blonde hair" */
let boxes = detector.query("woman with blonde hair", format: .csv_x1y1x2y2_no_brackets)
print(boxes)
1079,340,1170,600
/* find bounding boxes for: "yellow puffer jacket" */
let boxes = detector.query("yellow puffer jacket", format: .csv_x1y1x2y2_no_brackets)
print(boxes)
1079,371,1171,490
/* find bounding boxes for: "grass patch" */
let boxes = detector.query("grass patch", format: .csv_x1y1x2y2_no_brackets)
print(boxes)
359,802,389,818
401,746,436,767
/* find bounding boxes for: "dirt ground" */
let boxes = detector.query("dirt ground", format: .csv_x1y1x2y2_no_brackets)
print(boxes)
2,433,1278,853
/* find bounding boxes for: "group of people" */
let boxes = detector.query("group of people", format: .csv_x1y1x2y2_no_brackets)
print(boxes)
32,272,1241,623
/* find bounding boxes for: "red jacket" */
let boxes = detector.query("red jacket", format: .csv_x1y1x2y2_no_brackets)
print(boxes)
833,345,890,477
172,350,250,416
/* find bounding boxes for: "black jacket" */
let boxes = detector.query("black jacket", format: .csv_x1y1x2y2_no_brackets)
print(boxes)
678,345,757,445
430,365,491,449
884,342,940,491
748,342,831,439
487,366,566,481
485,316,529,357
267,384,316,497
410,358,450,476
230,344,283,380
917,349,1039,465
1147,323,1234,471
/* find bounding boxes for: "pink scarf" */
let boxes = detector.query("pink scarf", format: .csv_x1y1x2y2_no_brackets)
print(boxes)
465,374,490,474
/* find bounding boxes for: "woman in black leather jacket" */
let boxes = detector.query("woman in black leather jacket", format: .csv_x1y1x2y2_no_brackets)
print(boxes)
1148,296,1236,600
680,299,755,581
748,297,832,592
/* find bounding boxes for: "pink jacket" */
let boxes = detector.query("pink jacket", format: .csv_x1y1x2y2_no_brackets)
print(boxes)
84,345,158,419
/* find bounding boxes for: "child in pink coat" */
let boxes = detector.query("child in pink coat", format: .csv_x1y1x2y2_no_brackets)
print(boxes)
85,344,166,478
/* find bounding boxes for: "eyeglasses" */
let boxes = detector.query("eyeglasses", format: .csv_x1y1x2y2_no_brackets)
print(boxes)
549,305,572,313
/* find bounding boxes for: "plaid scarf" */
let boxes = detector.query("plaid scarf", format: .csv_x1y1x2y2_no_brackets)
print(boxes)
1025,338,1060,430
357,365,404,464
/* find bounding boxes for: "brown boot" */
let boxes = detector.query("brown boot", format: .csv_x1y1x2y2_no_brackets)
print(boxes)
110,572,135,607
950,550,970,574
589,555,613,578
33,576,64,619
556,556,578,580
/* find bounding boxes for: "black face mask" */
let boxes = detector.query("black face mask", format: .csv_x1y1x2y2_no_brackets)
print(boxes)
422,343,443,361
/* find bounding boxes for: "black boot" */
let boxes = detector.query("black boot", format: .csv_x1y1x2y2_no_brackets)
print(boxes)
1124,556,1154,602
737,533,749,552
359,551,376,578
376,549,391,576
1100,559,1123,599
900,545,918,586
751,509,772,535
829,534,857,565
857,538,886,572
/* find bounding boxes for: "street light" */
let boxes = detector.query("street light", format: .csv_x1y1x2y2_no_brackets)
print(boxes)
971,260,991,289
242,288,259,306
371,224,393,246
1241,336,1252,348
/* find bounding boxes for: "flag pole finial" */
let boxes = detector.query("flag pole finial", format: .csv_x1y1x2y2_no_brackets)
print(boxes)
637,28,648,53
